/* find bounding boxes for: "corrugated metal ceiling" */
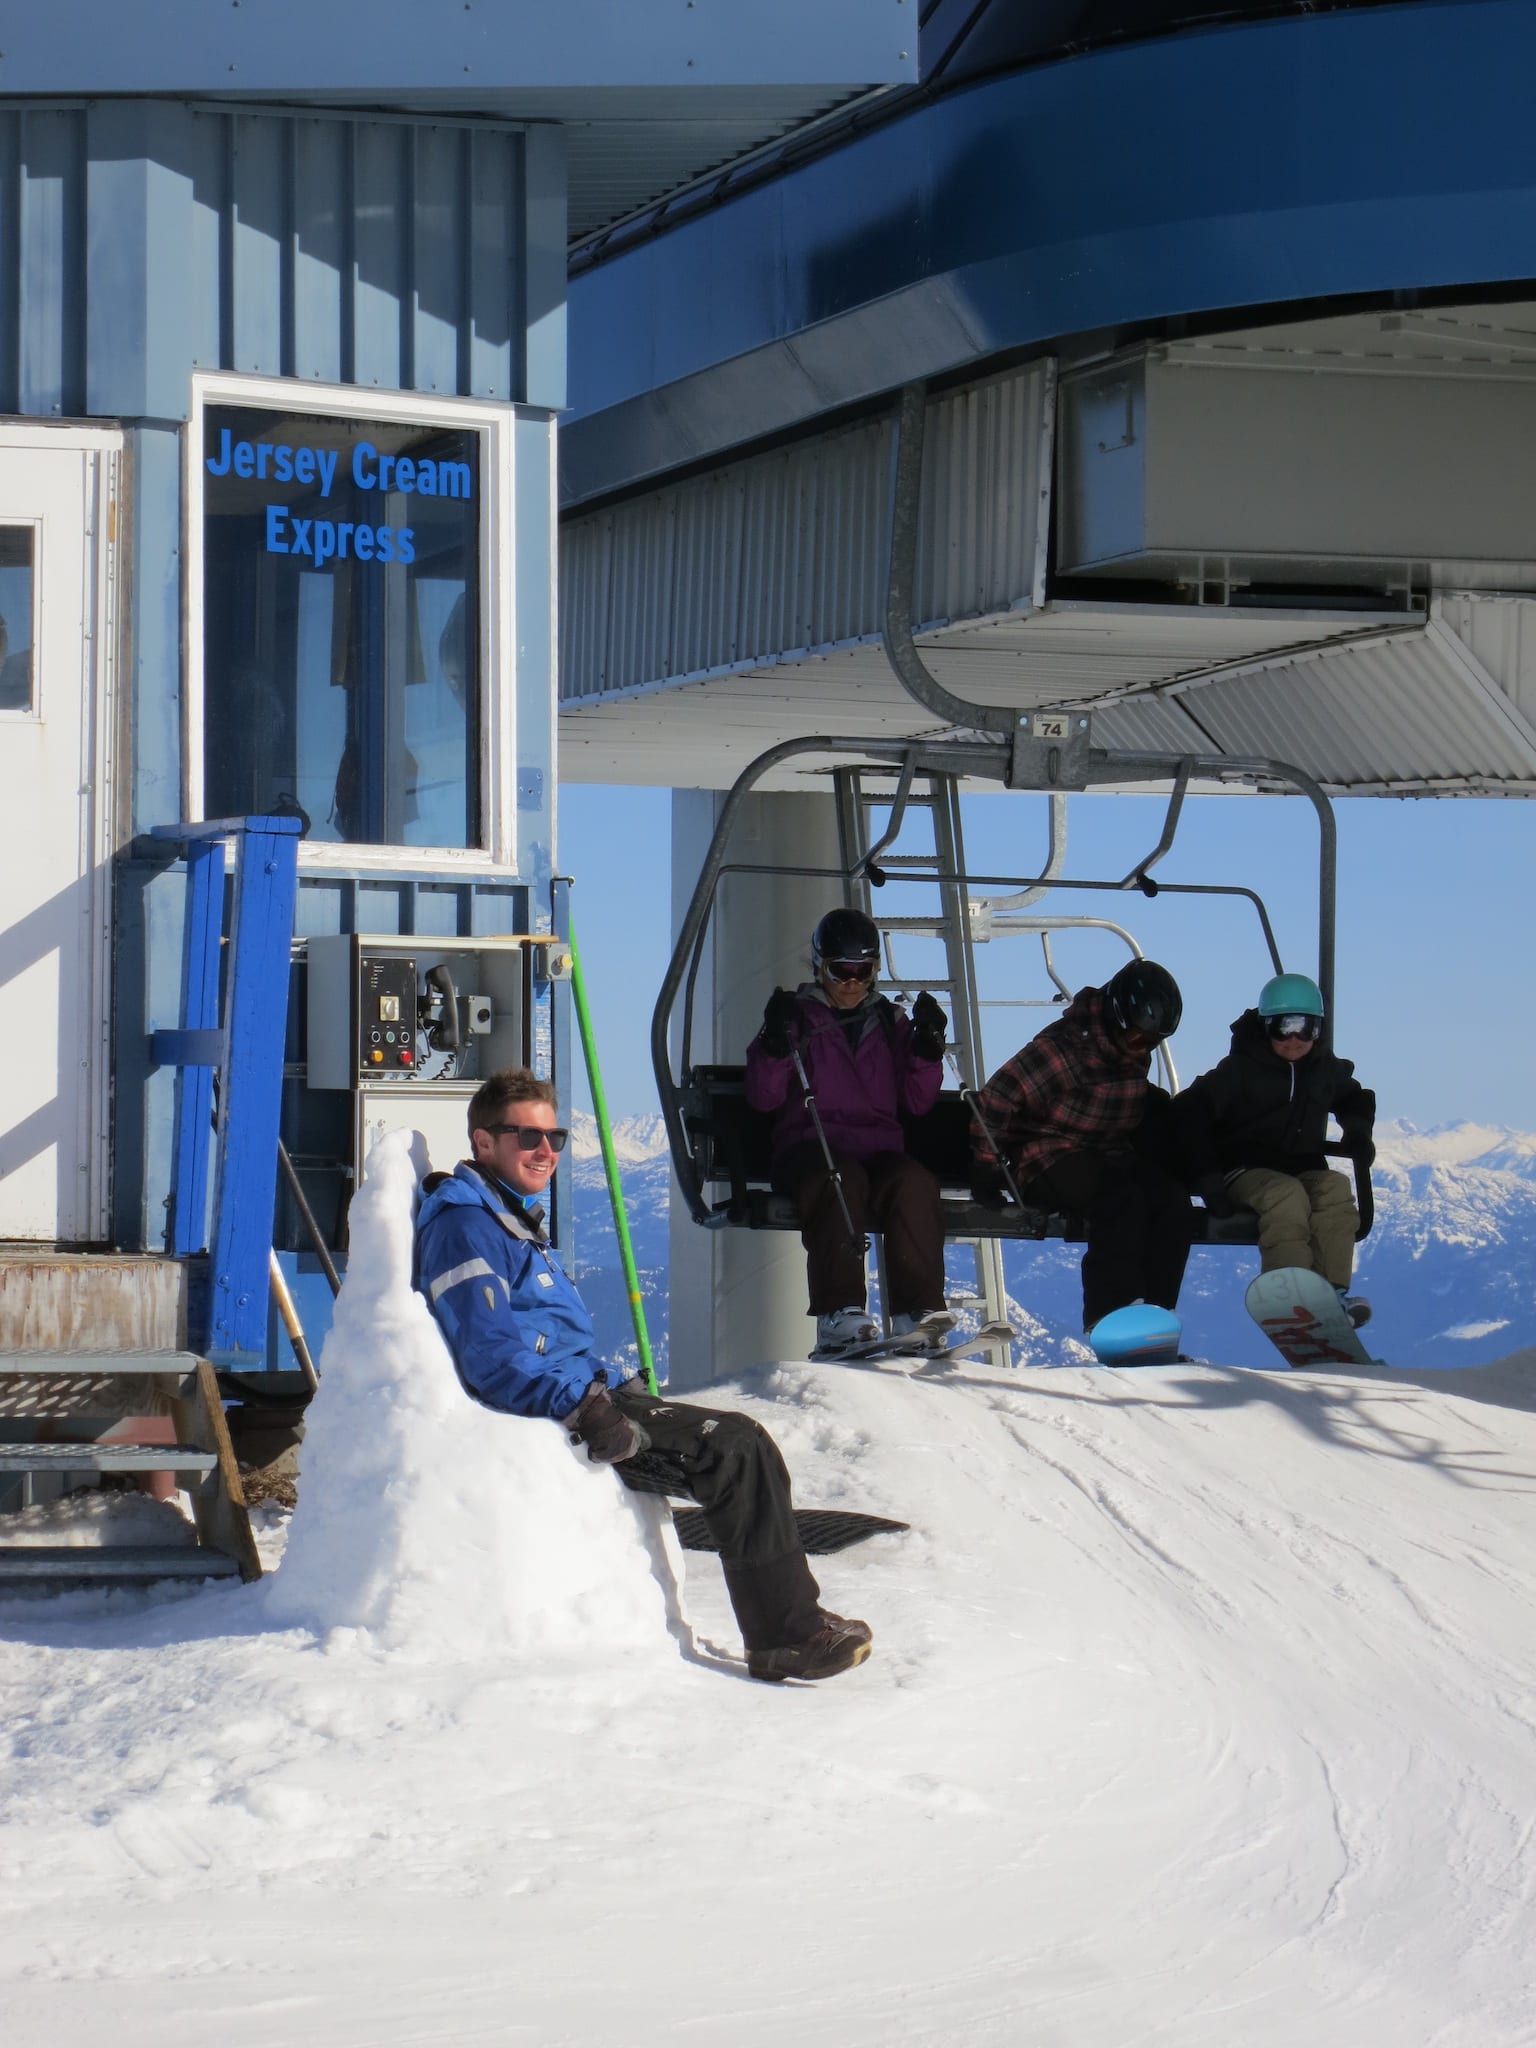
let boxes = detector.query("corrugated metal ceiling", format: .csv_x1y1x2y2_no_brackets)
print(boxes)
215,83,879,240
557,599,1440,791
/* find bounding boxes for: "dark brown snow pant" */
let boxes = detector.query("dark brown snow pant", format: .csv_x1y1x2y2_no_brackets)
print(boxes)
610,1383,823,1652
770,1142,946,1317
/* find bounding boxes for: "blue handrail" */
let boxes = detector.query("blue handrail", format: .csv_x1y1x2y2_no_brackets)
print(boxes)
149,817,301,1367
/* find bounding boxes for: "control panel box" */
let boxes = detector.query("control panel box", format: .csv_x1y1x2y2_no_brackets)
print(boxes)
359,955,419,1075
306,935,532,1092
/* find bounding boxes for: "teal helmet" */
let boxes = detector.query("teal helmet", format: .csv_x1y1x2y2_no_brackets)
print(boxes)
1258,972,1324,1019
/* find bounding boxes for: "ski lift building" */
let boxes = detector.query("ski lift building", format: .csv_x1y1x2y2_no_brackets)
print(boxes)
0,6,910,1361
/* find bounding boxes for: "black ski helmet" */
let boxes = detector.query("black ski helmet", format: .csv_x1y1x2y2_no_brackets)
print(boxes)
811,906,881,976
1104,959,1183,1040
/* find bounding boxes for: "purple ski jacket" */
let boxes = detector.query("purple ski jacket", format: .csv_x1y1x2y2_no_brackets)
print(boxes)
745,984,943,1164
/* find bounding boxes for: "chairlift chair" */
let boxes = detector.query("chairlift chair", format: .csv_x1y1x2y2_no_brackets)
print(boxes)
650,381,1373,1261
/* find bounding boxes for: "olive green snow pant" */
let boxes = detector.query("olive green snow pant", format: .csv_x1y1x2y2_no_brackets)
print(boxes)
1227,1166,1359,1288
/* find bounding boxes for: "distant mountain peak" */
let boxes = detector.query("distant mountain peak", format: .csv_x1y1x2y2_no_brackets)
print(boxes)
570,1109,671,1166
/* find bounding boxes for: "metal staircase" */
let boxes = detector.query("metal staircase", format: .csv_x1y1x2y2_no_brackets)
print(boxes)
0,1347,260,1586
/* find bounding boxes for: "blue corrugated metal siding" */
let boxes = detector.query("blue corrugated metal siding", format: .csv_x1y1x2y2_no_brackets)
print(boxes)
0,100,551,416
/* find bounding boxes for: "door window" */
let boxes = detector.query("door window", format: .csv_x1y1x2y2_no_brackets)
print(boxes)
0,527,36,713
201,405,481,848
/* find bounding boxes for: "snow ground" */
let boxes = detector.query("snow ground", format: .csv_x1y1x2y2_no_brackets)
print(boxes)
2,1138,1534,2047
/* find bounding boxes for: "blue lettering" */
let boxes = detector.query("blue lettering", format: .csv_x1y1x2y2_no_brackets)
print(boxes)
233,441,255,479
312,522,336,567
416,460,437,498
316,449,338,498
337,522,354,560
274,445,293,483
440,461,472,500
290,517,313,558
206,427,232,476
353,443,378,491
294,448,316,487
396,527,415,564
394,455,416,494
353,524,376,562
255,443,272,480
265,504,289,553
375,526,395,563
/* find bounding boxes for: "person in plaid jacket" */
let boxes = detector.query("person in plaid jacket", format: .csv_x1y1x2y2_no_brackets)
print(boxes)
969,960,1194,1334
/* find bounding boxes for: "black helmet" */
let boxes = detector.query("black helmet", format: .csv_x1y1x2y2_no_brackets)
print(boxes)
1104,959,1182,1040
811,907,881,979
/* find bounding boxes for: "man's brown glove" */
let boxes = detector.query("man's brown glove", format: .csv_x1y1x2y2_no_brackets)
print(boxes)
566,1383,649,1465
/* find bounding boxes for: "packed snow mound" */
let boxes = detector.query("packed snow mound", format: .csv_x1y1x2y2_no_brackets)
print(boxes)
260,1131,675,1662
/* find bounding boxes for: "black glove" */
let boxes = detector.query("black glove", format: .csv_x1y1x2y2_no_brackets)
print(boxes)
910,991,947,1063
1194,1170,1237,1220
758,986,799,1059
970,1160,1010,1211
566,1384,650,1466
1339,1122,1376,1168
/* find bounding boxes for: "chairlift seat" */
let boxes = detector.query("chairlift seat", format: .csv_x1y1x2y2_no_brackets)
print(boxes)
681,1068,1276,1246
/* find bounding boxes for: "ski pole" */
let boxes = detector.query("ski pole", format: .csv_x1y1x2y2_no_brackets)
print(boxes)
789,1042,869,1256
569,917,659,1396
951,1058,1031,1211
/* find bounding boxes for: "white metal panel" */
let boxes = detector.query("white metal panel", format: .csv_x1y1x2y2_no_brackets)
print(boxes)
1435,593,1536,728
0,425,119,1241
558,360,1052,705
1116,613,1536,791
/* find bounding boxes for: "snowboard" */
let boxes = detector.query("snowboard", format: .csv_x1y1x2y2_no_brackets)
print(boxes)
1244,1266,1382,1370
1088,1302,1184,1366
812,1320,1015,1369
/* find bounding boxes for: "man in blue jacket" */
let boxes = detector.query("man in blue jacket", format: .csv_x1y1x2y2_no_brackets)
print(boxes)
414,1066,873,1683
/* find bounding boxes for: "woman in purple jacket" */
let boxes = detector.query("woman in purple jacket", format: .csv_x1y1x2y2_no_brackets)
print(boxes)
745,907,949,1357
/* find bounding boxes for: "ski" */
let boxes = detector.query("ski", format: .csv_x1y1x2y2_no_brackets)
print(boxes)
812,1320,1014,1369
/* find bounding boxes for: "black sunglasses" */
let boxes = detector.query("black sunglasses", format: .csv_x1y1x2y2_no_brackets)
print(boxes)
824,959,877,983
486,1123,569,1152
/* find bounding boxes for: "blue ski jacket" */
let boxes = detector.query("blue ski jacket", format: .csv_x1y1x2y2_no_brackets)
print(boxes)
415,1160,618,1422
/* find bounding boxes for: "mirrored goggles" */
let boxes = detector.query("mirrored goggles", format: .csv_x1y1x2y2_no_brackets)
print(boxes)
824,958,877,984
486,1123,569,1152
1266,1014,1322,1043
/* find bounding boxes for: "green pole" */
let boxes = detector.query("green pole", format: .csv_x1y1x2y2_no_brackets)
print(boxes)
568,916,659,1395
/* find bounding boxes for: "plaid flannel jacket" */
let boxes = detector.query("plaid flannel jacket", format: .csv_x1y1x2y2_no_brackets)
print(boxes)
970,986,1151,1189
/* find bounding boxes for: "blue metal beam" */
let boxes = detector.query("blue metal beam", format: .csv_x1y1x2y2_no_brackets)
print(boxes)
0,2,913,92
205,820,301,1363
563,0,1536,504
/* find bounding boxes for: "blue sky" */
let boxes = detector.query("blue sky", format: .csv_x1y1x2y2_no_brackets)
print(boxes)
561,784,1536,1132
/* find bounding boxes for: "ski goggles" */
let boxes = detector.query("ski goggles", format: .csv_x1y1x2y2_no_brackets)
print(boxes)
823,958,877,983
1265,1014,1323,1043
484,1123,570,1152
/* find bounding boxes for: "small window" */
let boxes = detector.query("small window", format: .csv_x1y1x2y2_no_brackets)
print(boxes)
0,527,36,713
201,405,482,848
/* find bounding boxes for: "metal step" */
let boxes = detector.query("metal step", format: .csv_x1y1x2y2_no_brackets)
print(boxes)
0,1444,217,1473
0,1544,241,1583
0,1350,199,1375
0,1256,191,1355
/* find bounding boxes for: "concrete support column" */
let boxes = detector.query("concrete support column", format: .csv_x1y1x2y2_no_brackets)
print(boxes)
666,786,843,1390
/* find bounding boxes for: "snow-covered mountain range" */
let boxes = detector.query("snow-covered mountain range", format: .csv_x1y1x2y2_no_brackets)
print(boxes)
570,1115,1536,1375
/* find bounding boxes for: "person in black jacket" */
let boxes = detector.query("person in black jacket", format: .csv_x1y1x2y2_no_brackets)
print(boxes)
1175,973,1376,1326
